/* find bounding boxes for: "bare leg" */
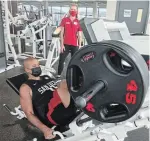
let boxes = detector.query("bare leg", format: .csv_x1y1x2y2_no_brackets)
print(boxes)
57,80,70,108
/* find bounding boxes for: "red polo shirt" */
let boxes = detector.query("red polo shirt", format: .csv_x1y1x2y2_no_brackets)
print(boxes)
60,17,82,47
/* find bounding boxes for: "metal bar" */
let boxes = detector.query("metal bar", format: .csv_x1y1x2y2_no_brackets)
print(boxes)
31,27,36,58
3,104,12,112
3,1,20,65
17,31,22,54
75,81,105,108
43,28,46,58
35,39,44,42
45,39,56,68
0,2,7,69
34,23,48,34
77,117,92,126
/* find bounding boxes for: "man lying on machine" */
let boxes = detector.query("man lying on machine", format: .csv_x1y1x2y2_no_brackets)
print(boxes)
20,57,77,140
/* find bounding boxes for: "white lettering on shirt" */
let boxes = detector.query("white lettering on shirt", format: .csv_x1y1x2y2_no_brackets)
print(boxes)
38,81,58,94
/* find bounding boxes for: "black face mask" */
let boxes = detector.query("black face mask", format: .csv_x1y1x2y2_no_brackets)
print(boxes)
31,67,42,77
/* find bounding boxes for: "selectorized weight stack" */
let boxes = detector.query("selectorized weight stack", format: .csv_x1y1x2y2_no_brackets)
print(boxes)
66,40,149,123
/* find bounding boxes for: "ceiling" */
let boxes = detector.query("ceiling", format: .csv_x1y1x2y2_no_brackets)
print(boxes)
18,1,107,8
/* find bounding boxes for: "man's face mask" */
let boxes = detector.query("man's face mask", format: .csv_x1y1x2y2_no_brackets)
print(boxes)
69,10,77,17
31,67,42,77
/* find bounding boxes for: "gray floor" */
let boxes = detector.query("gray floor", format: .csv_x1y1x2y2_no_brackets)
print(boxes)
0,57,149,141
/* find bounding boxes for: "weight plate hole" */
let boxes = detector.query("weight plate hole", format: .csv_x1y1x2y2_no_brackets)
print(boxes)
99,103,128,122
104,50,133,76
69,65,84,92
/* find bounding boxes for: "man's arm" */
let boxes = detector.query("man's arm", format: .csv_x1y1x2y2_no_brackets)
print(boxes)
78,31,82,48
20,85,54,139
78,23,83,48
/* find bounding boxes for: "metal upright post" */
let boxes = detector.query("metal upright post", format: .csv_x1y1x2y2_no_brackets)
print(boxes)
0,2,7,72
43,1,49,58
3,0,20,66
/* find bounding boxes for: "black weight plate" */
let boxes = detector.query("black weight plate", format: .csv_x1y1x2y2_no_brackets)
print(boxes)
107,40,149,94
66,40,149,123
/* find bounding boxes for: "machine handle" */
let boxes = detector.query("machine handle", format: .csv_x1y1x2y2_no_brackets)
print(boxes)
52,131,65,139
3,104,12,112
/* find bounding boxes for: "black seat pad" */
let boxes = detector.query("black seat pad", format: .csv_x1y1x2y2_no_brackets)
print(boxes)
6,73,28,95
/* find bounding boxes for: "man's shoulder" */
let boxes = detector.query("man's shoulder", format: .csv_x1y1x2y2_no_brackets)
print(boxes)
62,17,70,21
20,83,30,92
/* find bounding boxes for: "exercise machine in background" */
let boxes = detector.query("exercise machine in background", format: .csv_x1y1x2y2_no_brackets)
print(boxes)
1,1,61,77
80,17,149,68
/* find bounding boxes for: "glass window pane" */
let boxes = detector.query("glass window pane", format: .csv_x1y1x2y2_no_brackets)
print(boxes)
60,14,64,19
61,7,69,18
78,7,86,19
99,8,106,18
87,8,93,18
61,7,69,14
48,6,52,14
52,6,61,14
52,6,61,26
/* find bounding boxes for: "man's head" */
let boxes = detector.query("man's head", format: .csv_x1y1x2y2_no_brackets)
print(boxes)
69,4,78,17
24,57,42,77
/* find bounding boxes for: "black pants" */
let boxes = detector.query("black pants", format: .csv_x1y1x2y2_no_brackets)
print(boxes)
58,44,78,75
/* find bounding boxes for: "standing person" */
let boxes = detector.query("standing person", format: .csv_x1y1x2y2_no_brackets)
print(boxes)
57,4,82,77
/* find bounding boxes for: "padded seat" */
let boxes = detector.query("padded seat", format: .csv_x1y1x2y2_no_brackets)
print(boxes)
6,73,28,95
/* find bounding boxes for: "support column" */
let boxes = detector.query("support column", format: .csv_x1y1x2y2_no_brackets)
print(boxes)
8,0,17,17
106,0,118,20
44,1,48,16
93,2,98,18
8,0,18,34
0,2,7,71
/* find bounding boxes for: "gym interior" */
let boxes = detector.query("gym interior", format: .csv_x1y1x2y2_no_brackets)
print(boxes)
0,0,149,141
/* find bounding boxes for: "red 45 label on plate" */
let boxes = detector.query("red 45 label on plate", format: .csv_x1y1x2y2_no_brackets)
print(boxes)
86,102,95,112
126,93,137,104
